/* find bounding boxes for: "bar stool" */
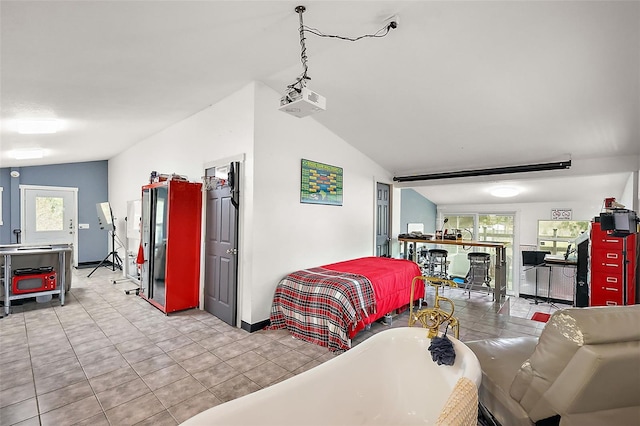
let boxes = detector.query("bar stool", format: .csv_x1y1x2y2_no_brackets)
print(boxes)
418,247,430,267
427,249,449,278
465,252,492,299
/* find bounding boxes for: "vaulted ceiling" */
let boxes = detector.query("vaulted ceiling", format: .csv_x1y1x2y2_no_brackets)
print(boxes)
1,1,638,205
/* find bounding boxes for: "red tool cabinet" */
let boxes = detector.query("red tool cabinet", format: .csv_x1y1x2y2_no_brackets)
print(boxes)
589,221,636,306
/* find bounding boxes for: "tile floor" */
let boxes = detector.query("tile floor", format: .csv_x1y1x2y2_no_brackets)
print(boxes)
0,266,570,425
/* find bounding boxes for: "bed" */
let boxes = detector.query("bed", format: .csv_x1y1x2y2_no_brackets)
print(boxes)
268,256,424,351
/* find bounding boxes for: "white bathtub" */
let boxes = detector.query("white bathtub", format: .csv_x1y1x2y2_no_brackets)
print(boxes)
182,327,481,425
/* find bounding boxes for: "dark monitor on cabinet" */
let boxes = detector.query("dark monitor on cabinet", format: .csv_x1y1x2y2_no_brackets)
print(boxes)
600,210,638,236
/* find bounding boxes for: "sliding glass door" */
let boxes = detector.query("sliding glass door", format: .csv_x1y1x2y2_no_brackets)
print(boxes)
479,214,515,292
444,213,516,292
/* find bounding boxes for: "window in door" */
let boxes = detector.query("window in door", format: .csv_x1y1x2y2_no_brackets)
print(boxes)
35,196,65,231
20,185,78,267
441,214,475,257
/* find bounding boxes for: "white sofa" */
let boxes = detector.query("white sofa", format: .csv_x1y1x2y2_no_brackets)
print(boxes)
466,305,640,426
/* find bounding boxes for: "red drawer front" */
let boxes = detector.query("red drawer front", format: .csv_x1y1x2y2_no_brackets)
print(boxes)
591,249,624,272
591,236,624,250
590,284,624,306
591,270,636,306
591,222,625,250
591,271,623,288
591,273,624,306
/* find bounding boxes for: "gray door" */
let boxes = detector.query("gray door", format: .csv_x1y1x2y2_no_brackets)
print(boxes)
376,182,391,256
204,165,239,326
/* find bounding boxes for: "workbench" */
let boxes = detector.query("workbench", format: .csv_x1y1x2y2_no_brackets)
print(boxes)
399,237,508,304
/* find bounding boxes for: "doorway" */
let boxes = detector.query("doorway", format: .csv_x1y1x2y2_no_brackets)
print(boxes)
20,185,78,266
443,213,516,293
203,163,240,326
376,182,391,256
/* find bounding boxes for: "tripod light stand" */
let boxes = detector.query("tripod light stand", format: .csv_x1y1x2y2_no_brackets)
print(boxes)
88,202,123,277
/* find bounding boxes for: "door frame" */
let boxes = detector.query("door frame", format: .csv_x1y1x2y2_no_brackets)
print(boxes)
19,184,79,267
202,153,245,327
375,181,392,256
373,177,397,257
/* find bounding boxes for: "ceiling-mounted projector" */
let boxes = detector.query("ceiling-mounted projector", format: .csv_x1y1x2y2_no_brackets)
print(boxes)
279,87,326,118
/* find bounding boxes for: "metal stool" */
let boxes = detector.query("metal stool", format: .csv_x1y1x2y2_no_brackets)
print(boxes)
465,252,492,299
427,249,449,278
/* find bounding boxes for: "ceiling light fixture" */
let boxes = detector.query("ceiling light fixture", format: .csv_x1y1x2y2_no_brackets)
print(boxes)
279,5,397,118
393,160,571,183
12,148,45,160
16,119,62,134
490,186,520,198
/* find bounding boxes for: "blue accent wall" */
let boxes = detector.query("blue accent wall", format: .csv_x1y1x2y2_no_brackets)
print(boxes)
0,169,12,243
0,161,108,262
401,188,437,233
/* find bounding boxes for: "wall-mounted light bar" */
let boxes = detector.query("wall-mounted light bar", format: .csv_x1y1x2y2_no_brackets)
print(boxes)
393,160,571,183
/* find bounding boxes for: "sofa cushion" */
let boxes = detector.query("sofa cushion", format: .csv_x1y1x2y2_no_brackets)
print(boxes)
540,342,640,419
466,337,538,426
511,305,640,422
566,305,640,345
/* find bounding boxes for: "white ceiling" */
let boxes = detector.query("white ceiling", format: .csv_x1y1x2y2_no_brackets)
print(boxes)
1,1,638,205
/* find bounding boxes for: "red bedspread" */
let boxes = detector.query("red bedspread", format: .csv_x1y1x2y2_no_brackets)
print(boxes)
268,257,423,351
324,257,423,336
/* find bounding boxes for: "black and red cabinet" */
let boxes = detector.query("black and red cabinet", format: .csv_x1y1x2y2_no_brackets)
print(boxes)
140,179,202,313
589,220,636,306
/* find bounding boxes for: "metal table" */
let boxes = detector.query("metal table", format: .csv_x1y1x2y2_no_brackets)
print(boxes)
1,245,72,316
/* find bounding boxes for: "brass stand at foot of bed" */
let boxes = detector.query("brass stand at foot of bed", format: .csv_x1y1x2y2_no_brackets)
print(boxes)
409,276,460,339
422,276,460,289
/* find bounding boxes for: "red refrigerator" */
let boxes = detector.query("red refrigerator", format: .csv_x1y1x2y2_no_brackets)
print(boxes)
140,179,202,313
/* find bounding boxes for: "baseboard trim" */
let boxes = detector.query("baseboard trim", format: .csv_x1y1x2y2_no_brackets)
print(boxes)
241,319,270,333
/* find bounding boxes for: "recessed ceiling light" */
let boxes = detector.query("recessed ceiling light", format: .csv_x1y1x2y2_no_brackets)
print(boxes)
490,186,520,198
16,119,62,134
11,148,45,160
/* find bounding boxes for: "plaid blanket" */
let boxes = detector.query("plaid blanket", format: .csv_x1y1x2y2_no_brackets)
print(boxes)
268,267,377,351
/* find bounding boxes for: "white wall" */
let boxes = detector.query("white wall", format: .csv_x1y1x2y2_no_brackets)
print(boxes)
109,83,256,220
620,172,635,211
109,82,256,323
108,81,395,326
621,154,640,212
249,82,395,322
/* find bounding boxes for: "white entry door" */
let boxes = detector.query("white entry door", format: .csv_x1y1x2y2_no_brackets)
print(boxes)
20,185,78,266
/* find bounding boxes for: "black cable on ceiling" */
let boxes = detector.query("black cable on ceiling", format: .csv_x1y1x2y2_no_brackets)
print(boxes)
285,5,398,94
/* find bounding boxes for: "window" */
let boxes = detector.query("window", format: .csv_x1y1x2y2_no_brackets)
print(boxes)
537,220,589,255
35,196,64,232
443,213,516,292
0,187,3,225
